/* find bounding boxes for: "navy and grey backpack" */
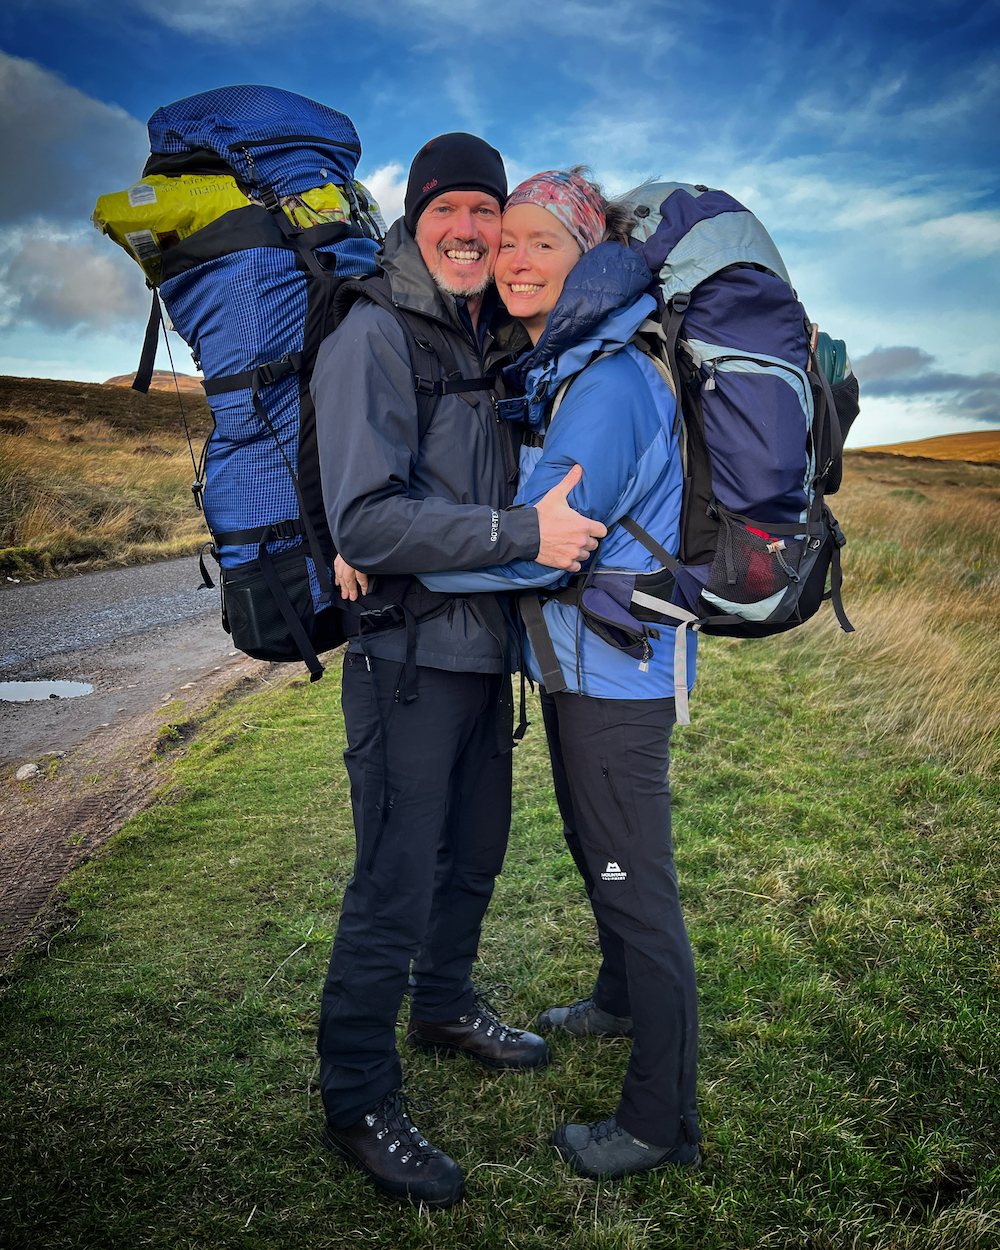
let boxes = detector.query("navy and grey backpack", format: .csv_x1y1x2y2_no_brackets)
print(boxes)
119,86,384,679
619,181,859,650
520,182,859,723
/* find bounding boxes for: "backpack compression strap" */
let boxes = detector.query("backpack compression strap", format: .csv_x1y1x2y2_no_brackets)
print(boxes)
200,349,335,628
618,515,745,725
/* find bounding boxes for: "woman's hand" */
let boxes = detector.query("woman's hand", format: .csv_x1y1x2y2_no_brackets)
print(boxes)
334,554,369,601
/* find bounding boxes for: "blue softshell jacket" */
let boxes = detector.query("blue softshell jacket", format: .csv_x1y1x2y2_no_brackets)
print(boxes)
420,241,697,700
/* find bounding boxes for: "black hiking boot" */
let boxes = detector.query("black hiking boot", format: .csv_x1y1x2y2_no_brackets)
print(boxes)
537,996,633,1038
550,1114,701,1180
408,990,550,1071
323,1088,465,1208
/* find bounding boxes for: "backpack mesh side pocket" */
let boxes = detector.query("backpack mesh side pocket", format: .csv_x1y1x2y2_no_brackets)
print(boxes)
705,511,800,606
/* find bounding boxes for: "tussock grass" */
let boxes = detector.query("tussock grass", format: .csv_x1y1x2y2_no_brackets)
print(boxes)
1,638,998,1249
0,375,212,576
787,452,1000,775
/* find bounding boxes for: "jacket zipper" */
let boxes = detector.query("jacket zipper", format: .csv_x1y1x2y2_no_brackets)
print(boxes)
468,321,518,499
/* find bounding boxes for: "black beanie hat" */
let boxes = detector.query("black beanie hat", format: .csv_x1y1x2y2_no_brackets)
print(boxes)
403,132,507,234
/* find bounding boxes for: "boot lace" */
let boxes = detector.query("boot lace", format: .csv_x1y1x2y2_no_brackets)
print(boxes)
461,985,524,1041
365,1088,439,1166
589,1115,624,1145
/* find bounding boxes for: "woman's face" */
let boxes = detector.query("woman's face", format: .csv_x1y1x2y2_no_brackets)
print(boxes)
495,203,582,344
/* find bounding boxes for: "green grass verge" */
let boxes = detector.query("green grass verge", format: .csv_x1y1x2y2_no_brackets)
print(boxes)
1,640,998,1249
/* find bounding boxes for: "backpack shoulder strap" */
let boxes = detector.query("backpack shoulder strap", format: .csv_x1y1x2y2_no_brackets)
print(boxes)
630,321,677,396
333,276,500,434
529,348,616,446
332,274,440,433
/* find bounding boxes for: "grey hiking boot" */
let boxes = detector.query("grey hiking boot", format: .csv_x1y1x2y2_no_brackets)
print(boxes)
550,1115,701,1179
537,997,633,1038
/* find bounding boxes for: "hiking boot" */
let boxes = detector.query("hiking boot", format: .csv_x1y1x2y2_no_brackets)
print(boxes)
323,1088,465,1208
537,996,633,1038
550,1114,701,1180
408,992,550,1071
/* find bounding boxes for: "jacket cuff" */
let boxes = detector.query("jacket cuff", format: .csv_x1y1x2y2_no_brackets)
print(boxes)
499,505,540,561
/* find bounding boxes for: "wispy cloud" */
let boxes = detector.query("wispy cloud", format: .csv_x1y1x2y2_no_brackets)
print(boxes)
115,0,682,49
356,161,406,226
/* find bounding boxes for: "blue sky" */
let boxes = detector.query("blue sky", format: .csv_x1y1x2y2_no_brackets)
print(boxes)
1,0,998,445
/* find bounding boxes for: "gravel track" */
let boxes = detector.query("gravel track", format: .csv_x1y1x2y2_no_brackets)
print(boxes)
1,555,220,671
0,557,307,968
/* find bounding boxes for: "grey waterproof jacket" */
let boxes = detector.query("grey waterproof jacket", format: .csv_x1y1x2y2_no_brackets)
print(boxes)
312,220,538,673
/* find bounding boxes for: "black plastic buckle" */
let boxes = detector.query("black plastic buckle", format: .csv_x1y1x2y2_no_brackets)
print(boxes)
256,355,295,387
258,185,280,212
358,604,406,635
266,520,299,541
414,376,439,395
669,292,690,312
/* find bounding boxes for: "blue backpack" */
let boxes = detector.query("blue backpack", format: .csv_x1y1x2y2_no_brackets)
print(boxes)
129,86,383,679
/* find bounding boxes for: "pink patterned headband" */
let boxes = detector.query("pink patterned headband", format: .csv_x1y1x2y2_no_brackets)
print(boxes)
504,170,606,253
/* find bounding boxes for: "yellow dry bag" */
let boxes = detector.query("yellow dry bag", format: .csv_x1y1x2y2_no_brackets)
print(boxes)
92,174,251,285
93,175,382,285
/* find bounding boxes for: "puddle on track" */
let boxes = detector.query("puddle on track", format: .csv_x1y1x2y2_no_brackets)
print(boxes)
0,680,94,703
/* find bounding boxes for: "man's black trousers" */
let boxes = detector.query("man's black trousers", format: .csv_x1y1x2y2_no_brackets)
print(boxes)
318,653,512,1128
541,690,701,1150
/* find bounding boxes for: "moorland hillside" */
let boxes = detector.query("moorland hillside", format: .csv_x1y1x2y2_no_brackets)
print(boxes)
1,374,213,578
863,427,1000,464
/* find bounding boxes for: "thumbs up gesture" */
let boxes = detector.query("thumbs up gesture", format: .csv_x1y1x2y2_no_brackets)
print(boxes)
534,464,607,571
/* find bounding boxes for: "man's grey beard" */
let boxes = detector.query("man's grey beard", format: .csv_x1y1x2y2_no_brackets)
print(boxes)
430,239,493,299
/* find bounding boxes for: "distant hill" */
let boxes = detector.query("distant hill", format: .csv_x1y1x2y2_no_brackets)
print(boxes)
105,370,205,393
861,429,1000,465
0,374,212,438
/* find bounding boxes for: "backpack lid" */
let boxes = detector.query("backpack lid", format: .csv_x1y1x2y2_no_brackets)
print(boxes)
147,85,363,199
623,182,791,300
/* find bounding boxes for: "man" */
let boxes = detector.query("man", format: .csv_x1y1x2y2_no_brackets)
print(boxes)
311,132,606,1209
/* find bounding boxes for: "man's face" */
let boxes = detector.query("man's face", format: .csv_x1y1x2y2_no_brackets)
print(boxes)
414,190,503,298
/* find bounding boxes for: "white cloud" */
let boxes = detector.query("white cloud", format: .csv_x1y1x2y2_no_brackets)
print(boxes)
357,161,407,228
0,226,149,333
123,0,680,49
848,395,995,449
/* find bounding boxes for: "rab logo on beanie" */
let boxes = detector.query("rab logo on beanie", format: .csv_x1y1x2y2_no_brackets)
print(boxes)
422,178,438,194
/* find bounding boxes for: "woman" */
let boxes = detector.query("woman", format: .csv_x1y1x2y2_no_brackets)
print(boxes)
419,169,702,1180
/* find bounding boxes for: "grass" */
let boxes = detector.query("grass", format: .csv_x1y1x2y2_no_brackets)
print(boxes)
784,453,1000,774
862,430,1000,464
1,452,998,1246
2,610,999,1248
0,374,212,577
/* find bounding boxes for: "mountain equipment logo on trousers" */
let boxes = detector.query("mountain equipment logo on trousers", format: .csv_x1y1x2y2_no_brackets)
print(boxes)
602,862,627,881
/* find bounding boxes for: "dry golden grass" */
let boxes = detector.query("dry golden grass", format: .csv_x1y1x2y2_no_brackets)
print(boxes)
784,451,1000,774
0,375,212,577
862,428,1000,463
